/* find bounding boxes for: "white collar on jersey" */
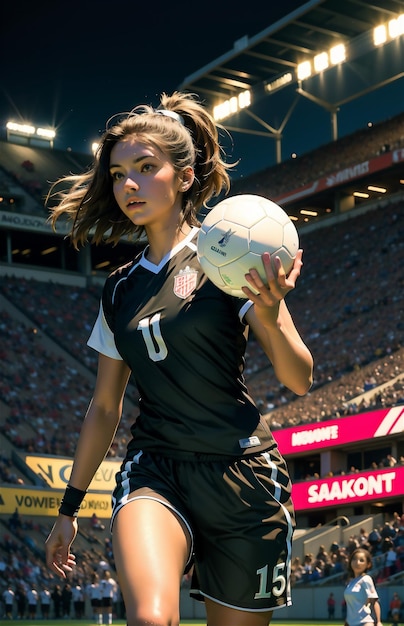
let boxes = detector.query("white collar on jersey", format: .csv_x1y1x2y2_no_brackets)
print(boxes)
140,226,199,273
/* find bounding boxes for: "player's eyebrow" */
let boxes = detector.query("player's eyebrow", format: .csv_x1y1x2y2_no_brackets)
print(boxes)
109,155,152,169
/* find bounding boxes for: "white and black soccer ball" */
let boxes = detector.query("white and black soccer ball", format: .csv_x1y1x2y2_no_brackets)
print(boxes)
197,194,299,298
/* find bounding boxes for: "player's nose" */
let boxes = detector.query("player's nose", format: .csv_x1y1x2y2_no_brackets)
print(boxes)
124,175,139,190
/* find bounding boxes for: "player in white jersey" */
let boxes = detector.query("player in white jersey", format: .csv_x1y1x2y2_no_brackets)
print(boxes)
2,586,15,619
344,548,383,626
85,573,102,624
39,587,51,619
27,586,38,620
100,570,118,625
45,91,313,626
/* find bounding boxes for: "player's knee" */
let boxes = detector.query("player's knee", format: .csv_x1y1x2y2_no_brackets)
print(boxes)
125,607,180,626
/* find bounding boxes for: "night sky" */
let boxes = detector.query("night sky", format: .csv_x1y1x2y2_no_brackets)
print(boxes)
1,1,403,178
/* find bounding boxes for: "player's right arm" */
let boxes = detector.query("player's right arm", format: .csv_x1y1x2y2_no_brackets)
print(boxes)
45,354,131,577
244,251,313,396
65,353,131,490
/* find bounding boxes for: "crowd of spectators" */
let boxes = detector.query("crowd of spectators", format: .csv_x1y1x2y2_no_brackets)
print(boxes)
264,348,404,431
297,452,404,484
0,452,25,485
0,193,403,461
231,111,404,199
0,281,102,373
291,513,404,587
245,196,404,426
0,510,124,620
0,306,137,459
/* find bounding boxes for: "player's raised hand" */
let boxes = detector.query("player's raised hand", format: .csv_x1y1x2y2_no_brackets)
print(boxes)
243,249,303,306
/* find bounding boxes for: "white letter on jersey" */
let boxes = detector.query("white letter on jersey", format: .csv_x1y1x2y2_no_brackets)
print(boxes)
137,314,168,362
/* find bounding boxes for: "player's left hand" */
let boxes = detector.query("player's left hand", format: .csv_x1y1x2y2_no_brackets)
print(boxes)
242,249,303,315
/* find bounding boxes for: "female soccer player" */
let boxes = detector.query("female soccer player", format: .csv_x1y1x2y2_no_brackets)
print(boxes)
45,91,313,626
344,548,383,626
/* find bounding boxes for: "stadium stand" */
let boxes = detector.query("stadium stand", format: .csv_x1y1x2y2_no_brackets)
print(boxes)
1,118,403,453
1,107,403,622
247,198,404,425
0,141,91,216
0,302,138,458
230,112,404,199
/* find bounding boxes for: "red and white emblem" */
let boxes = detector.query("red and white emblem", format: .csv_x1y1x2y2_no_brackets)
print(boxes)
173,265,198,299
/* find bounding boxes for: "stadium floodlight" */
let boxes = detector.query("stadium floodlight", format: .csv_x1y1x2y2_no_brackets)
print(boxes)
374,13,404,45
265,72,293,93
7,121,35,135
92,142,99,155
374,25,387,46
329,44,346,65
212,90,251,122
314,52,329,73
389,15,404,38
298,42,346,82
6,120,56,146
297,61,312,81
36,127,56,139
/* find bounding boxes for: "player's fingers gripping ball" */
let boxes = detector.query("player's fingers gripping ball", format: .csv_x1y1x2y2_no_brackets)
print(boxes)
197,194,299,298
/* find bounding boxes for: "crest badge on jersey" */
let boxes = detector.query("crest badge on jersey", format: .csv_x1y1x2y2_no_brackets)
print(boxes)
174,265,198,299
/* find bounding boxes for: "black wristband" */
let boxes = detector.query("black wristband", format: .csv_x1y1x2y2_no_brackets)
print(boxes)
59,484,87,517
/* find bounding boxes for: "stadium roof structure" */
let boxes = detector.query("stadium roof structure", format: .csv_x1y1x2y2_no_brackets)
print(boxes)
179,0,404,166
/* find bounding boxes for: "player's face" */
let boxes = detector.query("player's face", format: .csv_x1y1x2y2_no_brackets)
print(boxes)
109,138,183,228
350,551,369,575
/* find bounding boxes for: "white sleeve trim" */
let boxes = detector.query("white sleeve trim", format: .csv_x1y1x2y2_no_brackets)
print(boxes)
87,302,123,360
239,299,254,323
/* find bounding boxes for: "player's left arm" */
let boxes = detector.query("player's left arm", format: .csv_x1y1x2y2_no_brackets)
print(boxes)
244,250,313,396
368,598,383,626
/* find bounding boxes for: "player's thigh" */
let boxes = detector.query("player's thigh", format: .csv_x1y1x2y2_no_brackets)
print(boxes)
112,495,191,620
205,598,273,626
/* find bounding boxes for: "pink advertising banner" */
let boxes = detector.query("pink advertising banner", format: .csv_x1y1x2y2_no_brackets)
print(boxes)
272,406,404,457
291,466,404,510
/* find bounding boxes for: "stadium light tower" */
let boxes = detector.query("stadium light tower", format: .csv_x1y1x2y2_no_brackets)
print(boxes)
6,121,56,148
213,90,252,122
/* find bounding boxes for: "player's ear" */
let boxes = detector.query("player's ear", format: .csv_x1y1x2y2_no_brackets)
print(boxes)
180,167,194,191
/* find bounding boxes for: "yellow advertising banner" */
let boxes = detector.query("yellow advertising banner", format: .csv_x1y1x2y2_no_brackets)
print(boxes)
24,455,120,491
0,486,112,518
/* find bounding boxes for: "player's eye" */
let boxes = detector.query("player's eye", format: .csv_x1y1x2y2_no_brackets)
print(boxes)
110,170,124,181
140,162,154,173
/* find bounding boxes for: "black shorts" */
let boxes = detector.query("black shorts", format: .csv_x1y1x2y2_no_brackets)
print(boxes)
111,446,295,612
91,599,101,608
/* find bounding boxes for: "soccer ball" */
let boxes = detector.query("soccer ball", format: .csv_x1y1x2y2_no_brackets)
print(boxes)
197,194,299,298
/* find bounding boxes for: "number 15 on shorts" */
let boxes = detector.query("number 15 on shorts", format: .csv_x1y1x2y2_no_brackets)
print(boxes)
254,562,286,599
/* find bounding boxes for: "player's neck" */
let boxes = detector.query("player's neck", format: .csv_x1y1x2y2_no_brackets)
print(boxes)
146,223,192,264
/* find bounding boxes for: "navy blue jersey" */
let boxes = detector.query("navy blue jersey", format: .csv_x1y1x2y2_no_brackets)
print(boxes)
88,227,276,457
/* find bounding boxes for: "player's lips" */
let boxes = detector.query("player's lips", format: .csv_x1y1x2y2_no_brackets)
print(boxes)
126,198,145,209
